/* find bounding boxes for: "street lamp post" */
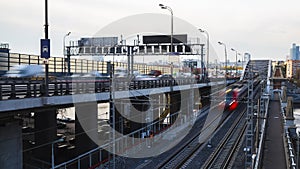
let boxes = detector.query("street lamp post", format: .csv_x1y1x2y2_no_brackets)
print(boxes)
63,32,71,75
159,4,174,78
199,29,209,79
44,0,49,96
244,52,251,68
242,53,244,70
238,53,241,76
159,4,173,53
231,48,239,77
218,41,228,78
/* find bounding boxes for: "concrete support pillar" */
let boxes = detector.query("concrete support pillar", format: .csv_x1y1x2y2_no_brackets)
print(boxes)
123,100,131,134
75,102,99,168
188,89,195,119
195,90,202,110
75,102,98,155
150,94,160,124
282,86,287,103
159,94,164,116
169,91,181,124
179,89,195,121
181,90,189,118
158,94,165,130
285,97,295,129
34,109,57,162
0,119,22,169
286,97,294,120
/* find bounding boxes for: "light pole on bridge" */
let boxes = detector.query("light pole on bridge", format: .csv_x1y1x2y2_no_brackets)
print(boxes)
218,41,228,79
44,0,49,96
159,4,175,77
231,48,241,77
199,29,209,79
63,32,71,75
159,4,173,54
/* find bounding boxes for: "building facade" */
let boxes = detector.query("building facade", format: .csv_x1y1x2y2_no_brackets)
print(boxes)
286,60,300,78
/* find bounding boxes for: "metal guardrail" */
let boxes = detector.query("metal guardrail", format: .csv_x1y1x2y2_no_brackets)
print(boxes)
0,77,203,101
285,130,297,169
253,93,270,169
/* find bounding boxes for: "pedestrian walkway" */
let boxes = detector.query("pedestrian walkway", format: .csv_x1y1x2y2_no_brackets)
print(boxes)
262,92,286,169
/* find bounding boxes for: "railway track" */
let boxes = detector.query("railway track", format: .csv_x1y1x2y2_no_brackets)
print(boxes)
200,107,246,169
153,105,212,168
154,103,245,169
154,80,257,169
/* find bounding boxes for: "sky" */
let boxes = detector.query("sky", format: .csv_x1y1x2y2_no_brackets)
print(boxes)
1,0,300,62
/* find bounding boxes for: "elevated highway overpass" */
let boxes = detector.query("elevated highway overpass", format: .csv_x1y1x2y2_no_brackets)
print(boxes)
0,59,272,169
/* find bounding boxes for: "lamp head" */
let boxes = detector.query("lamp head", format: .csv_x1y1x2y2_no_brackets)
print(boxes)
231,48,235,51
199,29,204,32
159,4,167,9
218,41,223,45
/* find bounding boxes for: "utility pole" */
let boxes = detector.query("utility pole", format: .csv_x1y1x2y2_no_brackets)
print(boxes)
200,44,204,82
126,46,135,77
66,46,71,76
108,62,116,169
44,0,49,96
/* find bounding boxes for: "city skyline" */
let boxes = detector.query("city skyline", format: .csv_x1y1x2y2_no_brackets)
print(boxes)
290,43,300,60
1,0,300,62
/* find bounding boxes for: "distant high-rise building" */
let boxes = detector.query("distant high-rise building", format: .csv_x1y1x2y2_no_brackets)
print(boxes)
290,43,300,60
286,44,300,78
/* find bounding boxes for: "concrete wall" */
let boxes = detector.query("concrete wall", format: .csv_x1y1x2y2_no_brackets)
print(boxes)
0,120,22,169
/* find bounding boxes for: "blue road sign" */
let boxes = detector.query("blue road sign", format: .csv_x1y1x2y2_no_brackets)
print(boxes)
41,39,50,59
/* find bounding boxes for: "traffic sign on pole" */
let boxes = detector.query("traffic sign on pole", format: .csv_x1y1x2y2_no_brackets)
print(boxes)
41,39,50,59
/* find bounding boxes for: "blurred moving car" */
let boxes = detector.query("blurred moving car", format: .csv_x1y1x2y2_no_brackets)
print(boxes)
114,68,140,77
134,74,158,81
3,65,44,78
148,70,162,77
83,71,109,79
158,74,173,80
114,67,128,77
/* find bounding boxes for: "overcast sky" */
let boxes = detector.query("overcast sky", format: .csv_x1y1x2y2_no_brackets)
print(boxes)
1,0,300,62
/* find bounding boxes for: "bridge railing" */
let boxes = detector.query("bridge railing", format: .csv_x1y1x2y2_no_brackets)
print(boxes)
0,77,201,101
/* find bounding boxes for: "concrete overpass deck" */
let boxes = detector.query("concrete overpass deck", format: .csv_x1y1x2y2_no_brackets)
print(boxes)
0,81,226,113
